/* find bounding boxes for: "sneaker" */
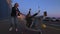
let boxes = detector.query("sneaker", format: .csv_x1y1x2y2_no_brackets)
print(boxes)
9,27,13,31
16,28,18,32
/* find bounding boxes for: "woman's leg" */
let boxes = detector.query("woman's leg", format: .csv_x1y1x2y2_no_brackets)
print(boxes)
14,16,18,31
28,22,32,28
9,17,14,31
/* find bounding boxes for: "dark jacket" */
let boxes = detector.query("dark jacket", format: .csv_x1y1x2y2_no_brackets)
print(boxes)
11,7,20,17
26,13,38,23
26,11,39,27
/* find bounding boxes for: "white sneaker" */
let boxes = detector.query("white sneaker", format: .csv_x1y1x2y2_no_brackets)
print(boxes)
16,28,18,32
9,27,13,31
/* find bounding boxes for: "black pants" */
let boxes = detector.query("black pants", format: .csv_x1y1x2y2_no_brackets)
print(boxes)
26,22,32,28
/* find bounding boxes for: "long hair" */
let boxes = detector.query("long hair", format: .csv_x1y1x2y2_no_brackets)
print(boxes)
14,3,18,7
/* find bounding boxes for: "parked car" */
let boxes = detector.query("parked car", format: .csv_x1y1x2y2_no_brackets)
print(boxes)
43,17,51,21
51,17,56,22
56,18,60,22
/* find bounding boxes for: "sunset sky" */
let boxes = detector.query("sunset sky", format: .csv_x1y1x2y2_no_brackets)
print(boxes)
12,0,60,17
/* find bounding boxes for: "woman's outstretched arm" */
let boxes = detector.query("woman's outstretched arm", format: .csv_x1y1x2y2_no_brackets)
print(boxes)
30,10,40,18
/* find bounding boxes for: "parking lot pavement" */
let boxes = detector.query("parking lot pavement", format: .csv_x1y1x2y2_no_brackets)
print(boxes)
0,19,60,34
0,19,41,34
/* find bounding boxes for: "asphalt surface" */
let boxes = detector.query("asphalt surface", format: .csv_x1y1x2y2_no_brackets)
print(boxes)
0,19,60,34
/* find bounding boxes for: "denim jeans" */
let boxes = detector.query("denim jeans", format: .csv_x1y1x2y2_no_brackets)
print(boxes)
10,16,18,28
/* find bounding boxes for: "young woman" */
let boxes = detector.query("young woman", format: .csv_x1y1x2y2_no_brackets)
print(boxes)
9,3,20,31
26,8,40,28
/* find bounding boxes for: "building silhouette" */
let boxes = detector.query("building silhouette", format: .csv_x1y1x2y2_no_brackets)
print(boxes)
0,0,12,20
